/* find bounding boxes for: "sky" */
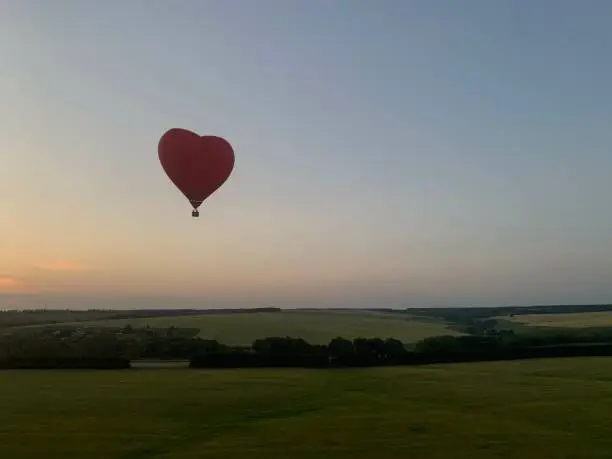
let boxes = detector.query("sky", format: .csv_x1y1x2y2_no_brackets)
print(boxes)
1,0,612,310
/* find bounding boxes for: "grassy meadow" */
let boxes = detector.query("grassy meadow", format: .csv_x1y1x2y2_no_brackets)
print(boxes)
1,357,612,458
509,311,612,328
33,310,461,345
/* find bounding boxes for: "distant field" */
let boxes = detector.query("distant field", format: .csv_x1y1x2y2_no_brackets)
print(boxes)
2,357,612,458
32,310,460,345
509,311,612,328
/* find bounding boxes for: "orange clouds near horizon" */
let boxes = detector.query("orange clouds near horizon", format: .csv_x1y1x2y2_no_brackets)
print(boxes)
32,261,90,272
0,275,31,293
0,276,19,288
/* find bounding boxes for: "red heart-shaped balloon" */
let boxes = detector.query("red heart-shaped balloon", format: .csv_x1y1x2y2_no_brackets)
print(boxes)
158,128,235,210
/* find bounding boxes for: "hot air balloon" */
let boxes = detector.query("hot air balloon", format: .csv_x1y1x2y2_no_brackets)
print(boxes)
158,128,235,217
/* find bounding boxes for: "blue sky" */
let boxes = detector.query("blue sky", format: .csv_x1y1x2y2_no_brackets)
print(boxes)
1,0,611,309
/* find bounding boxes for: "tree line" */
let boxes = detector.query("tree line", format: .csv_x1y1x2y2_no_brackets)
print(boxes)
3,325,612,369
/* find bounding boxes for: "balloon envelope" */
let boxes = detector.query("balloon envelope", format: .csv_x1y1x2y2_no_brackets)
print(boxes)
158,128,235,210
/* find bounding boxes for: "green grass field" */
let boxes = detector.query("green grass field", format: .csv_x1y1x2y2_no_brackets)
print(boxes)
509,311,612,328
37,310,460,345
1,358,612,458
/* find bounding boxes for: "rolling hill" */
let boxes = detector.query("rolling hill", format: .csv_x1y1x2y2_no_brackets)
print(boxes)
29,310,461,345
